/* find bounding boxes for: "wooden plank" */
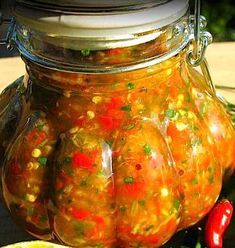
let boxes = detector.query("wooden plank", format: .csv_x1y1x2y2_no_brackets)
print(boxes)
0,56,25,90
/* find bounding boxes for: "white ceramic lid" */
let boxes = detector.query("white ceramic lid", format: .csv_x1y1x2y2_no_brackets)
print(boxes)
14,0,189,37
16,0,169,9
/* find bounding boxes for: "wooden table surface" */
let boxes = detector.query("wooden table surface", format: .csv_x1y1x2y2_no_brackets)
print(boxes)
0,42,234,246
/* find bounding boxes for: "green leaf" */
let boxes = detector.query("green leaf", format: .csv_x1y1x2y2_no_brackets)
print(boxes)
165,109,177,119
81,49,91,56
143,144,152,156
195,241,201,248
38,156,47,166
191,178,198,185
121,105,132,111
73,222,85,236
127,82,135,90
124,176,134,184
191,139,202,147
173,199,181,211
138,200,146,206
144,225,154,232
64,156,71,164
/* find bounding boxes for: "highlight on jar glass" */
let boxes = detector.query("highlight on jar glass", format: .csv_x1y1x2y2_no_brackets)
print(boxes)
0,0,235,247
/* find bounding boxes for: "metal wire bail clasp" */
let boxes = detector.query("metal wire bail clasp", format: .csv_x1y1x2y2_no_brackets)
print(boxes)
187,0,212,67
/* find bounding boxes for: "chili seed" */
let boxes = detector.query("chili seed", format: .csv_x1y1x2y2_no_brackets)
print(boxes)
33,186,40,194
87,110,95,119
26,194,37,203
92,96,102,104
33,162,40,170
69,127,79,134
31,148,42,158
63,90,71,98
161,187,169,197
27,162,34,170
166,136,172,144
176,122,188,131
44,145,52,155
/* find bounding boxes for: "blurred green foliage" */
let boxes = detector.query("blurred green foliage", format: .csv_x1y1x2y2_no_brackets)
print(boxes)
190,0,235,41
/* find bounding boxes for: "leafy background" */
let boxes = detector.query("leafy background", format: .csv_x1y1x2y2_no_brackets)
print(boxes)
191,0,235,41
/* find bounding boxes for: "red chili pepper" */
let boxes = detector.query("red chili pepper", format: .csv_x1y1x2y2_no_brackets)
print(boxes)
205,199,233,248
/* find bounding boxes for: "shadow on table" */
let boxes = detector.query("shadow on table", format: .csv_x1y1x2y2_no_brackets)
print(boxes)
0,202,35,246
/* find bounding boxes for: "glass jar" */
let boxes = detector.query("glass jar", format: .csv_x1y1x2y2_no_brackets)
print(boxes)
0,0,235,247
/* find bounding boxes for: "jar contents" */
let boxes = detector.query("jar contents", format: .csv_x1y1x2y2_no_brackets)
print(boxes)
0,48,235,247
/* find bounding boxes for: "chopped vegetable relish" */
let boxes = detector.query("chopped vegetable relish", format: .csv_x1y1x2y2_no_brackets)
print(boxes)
0,49,234,248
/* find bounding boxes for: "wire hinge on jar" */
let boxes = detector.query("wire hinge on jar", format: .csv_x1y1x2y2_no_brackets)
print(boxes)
187,0,212,67
187,0,216,96
0,15,15,51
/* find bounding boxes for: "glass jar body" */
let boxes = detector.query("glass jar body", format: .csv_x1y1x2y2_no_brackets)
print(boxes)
0,50,234,247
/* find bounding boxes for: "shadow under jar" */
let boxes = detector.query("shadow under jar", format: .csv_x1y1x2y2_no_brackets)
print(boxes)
0,0,235,247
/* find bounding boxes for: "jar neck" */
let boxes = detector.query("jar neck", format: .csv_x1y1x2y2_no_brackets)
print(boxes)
14,12,190,74
26,51,185,94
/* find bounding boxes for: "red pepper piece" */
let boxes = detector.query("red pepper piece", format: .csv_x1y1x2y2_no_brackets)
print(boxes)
107,48,123,56
74,116,86,127
72,151,95,172
26,129,47,146
98,97,124,131
205,199,233,248
71,208,91,220
9,161,22,176
98,116,114,130
92,215,105,227
56,170,72,190
106,97,123,111
118,180,145,199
